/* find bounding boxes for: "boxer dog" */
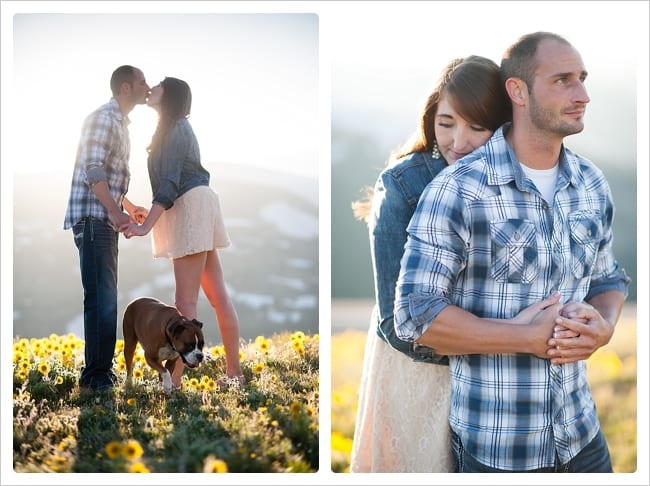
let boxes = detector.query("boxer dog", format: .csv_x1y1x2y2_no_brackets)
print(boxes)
123,297,205,396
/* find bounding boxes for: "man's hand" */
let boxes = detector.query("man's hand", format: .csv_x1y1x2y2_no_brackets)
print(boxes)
108,209,131,232
546,301,614,364
120,222,150,238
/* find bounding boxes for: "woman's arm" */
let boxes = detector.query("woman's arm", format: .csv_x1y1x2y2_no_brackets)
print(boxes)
122,197,148,223
120,203,165,238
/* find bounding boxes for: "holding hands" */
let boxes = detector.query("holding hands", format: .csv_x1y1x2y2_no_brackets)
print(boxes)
120,204,150,238
547,301,614,364
120,221,150,238
512,293,611,364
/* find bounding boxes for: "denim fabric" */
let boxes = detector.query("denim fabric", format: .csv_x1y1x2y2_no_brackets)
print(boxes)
148,118,210,210
73,217,118,390
451,428,612,472
367,151,449,363
377,315,448,365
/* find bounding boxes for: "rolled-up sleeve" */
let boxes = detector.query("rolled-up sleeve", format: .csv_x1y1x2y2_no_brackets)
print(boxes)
80,112,113,186
394,177,467,341
585,187,631,300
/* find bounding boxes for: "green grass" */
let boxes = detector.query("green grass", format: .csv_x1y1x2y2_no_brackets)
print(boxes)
331,307,637,473
12,331,319,473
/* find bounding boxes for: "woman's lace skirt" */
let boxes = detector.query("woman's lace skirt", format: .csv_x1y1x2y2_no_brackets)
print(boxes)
350,326,453,473
152,185,231,259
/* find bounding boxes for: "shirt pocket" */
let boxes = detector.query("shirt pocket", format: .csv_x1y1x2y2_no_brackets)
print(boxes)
568,210,602,279
490,219,538,284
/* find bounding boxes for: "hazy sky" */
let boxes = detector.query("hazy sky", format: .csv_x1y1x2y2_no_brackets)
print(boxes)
330,1,647,170
8,11,319,180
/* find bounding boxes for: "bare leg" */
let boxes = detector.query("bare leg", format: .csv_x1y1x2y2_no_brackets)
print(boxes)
201,249,243,379
170,252,207,387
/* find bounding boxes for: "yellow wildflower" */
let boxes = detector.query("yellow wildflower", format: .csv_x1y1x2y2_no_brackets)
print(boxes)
128,462,150,473
105,441,122,459
123,439,144,460
203,455,228,473
37,361,50,376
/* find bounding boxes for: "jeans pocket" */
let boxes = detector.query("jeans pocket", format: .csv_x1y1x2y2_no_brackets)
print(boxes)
72,220,86,250
490,219,538,284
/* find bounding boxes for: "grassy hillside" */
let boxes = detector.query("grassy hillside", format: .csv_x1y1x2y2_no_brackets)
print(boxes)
12,331,319,473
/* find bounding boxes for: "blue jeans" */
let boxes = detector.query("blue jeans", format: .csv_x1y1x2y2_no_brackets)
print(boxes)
73,217,119,390
451,428,613,472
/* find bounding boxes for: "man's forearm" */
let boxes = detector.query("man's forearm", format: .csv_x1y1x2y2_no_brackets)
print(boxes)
414,305,554,358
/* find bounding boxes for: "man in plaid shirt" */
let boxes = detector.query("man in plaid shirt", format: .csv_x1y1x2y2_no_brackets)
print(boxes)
64,65,149,393
394,32,630,472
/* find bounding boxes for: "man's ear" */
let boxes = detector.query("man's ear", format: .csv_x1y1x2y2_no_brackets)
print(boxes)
120,81,132,96
505,78,528,106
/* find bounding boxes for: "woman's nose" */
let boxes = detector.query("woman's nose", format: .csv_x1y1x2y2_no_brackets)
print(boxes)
452,128,469,150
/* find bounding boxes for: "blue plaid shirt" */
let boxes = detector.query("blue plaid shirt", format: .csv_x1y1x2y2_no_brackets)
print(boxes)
64,98,131,229
394,123,630,470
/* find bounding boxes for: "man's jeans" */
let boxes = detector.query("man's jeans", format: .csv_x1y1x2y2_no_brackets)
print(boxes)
73,217,118,390
451,428,613,472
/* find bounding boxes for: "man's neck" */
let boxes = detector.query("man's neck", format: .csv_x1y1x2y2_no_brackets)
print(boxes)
115,97,135,118
505,122,562,170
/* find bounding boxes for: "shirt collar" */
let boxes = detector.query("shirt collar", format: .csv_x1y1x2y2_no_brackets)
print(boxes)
109,97,131,125
485,123,583,190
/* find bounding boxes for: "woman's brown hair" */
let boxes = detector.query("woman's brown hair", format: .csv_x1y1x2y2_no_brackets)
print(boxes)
148,77,193,156
351,55,511,222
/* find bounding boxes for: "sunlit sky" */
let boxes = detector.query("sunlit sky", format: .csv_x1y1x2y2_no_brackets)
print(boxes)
330,1,646,170
2,2,649,485
8,10,319,181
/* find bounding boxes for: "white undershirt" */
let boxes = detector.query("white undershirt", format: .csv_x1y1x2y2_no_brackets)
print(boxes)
520,163,559,205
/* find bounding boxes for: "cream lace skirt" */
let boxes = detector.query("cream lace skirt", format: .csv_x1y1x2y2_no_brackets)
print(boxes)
350,326,453,473
151,185,231,259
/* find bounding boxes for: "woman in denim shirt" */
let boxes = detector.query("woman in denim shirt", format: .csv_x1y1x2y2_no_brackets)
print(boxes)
122,77,244,388
350,56,521,472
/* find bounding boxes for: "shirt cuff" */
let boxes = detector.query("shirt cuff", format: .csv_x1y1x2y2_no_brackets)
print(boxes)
395,293,449,341
86,167,107,187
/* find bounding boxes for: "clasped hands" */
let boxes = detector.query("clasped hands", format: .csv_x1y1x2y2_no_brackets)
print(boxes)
109,206,150,239
526,294,614,364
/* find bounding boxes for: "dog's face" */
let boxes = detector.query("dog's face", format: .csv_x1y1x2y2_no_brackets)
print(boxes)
167,318,205,368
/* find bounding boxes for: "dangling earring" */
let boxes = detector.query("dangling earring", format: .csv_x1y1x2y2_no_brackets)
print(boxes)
431,141,441,159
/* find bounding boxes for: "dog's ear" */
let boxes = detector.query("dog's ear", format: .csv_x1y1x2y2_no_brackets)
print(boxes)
167,319,185,337
191,319,203,329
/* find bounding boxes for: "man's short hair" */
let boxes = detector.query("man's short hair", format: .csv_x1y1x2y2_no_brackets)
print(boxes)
110,65,136,97
501,32,570,90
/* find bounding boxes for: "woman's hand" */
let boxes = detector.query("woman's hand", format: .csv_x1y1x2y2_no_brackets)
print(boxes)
129,206,149,224
509,292,562,325
120,222,150,238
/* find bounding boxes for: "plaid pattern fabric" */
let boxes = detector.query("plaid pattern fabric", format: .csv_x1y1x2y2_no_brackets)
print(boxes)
394,124,629,470
64,98,131,229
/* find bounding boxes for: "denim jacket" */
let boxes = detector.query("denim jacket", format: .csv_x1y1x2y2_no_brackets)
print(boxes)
148,118,210,210
368,151,449,364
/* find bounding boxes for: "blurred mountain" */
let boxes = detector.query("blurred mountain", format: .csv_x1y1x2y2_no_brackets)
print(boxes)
13,163,318,346
332,125,637,302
